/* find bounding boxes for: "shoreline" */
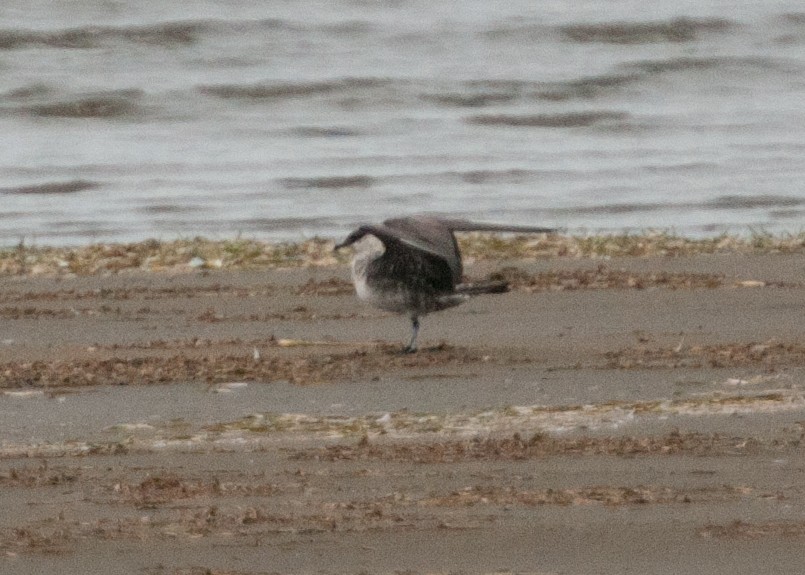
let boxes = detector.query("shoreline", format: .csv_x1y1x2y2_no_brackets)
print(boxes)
1,230,803,276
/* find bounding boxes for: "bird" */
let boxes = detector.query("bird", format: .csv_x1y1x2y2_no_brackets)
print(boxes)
334,215,555,352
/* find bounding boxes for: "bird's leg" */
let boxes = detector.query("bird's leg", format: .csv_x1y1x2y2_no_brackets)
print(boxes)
402,315,420,353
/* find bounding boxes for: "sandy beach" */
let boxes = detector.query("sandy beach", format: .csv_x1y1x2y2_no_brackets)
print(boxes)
1,240,805,574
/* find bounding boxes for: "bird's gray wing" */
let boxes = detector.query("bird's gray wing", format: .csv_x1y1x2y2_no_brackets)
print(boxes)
382,217,464,282
384,216,555,283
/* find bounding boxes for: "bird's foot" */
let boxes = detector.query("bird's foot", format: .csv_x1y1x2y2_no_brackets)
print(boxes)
400,344,417,354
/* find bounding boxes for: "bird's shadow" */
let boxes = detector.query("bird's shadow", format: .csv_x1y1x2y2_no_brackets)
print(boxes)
376,341,455,356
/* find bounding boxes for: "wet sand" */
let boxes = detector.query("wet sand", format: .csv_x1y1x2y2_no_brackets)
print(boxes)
1,250,805,574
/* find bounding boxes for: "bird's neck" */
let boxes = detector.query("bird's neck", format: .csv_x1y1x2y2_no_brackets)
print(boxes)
350,234,385,280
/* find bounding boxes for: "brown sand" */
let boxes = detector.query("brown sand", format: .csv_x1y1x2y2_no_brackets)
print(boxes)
1,250,805,574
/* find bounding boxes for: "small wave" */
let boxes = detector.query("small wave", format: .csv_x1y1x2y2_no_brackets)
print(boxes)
536,72,642,101
642,162,716,173
17,90,144,119
781,13,805,25
626,57,725,75
117,21,208,46
624,56,782,76
418,80,531,108
467,111,629,128
280,175,373,189
24,227,120,240
198,78,387,101
531,56,782,102
447,58,759,106
770,209,805,220
464,80,532,91
776,13,805,44
560,17,734,44
318,20,373,35
421,92,517,108
555,202,667,216
286,126,360,138
4,84,53,100
236,216,339,231
481,22,554,40
0,21,211,50
553,194,804,217
140,204,195,215
1,180,100,195
625,56,803,77
706,195,804,210
0,18,367,51
454,169,540,184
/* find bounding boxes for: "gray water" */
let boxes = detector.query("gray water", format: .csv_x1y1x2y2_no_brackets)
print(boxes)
1,0,804,246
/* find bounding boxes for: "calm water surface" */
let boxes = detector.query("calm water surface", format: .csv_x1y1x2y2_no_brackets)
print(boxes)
1,0,804,246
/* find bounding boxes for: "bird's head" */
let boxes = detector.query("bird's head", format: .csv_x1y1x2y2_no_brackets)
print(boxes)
334,225,373,251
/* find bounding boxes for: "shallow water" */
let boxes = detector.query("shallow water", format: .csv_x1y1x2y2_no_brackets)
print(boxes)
1,0,804,246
